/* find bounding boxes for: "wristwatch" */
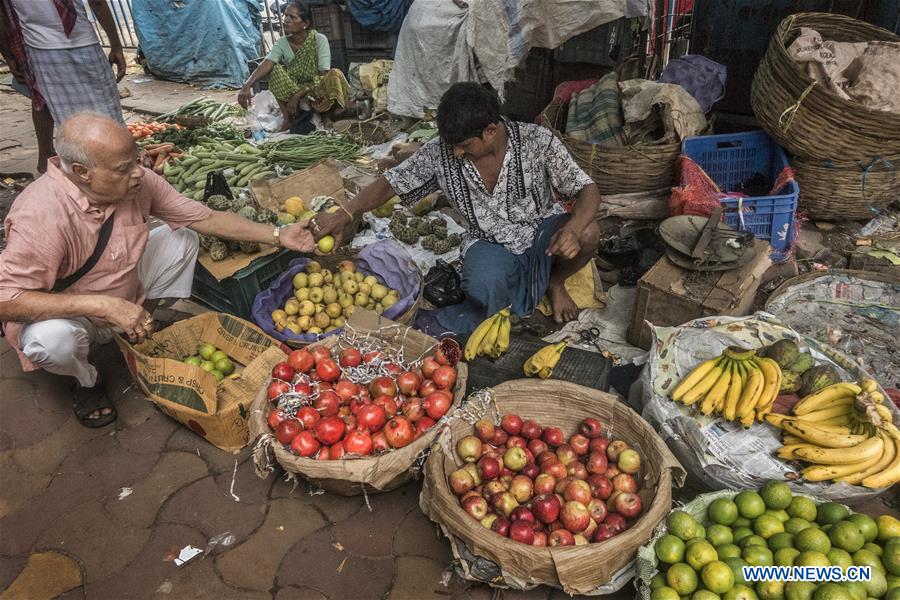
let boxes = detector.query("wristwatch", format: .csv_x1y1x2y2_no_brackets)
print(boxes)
272,227,281,247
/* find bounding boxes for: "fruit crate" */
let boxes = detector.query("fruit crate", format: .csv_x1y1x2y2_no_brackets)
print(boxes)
191,249,300,320
682,130,799,262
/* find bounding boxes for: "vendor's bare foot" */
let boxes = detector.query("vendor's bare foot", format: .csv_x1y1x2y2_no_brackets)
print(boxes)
548,282,579,324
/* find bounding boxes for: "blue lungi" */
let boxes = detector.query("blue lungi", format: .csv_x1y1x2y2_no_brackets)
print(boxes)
435,214,567,334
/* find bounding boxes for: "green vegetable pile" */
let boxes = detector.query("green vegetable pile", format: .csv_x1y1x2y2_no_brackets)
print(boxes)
141,122,245,150
163,142,273,200
261,133,361,170
157,96,246,122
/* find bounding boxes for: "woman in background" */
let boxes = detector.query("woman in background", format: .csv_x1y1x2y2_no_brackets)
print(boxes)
238,0,348,132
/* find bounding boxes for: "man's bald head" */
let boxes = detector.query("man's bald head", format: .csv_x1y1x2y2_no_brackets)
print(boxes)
56,113,134,171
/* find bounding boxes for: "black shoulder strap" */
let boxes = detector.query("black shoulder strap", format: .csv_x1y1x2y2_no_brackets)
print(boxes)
52,212,116,293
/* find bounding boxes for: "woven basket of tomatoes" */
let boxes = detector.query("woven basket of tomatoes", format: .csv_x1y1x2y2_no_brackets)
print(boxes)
248,309,467,495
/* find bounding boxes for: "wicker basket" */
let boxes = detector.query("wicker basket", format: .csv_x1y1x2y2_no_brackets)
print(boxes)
538,99,682,195
751,12,900,163
792,154,899,220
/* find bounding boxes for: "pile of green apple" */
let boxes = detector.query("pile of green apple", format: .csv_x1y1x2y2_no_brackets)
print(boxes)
183,342,235,382
650,481,900,600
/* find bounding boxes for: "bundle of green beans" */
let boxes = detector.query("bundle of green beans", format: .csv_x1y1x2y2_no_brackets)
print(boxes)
261,133,361,170
157,96,246,123
162,141,274,200
139,123,246,150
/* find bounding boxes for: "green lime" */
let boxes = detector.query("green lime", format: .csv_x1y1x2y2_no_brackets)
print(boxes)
657,534,687,564
723,583,760,600
847,514,878,543
695,524,707,540
812,583,851,600
734,527,755,544
702,560,735,595
841,581,866,600
768,509,791,523
785,581,817,600
693,591,721,600
760,481,793,510
724,557,749,584
888,588,900,600
788,497,818,522
743,546,774,567
864,571,888,599
709,498,741,526
887,573,900,591
879,516,900,543
686,541,719,571
785,518,814,535
739,535,768,549
736,491,767,520
863,542,883,557
200,360,216,372
668,511,700,541
755,514,786,539
686,537,707,547
210,369,224,382
651,573,667,591
733,517,752,528
853,548,885,573
214,357,234,375
667,563,699,596
817,502,850,526
768,532,796,551
796,528,832,554
652,586,681,600
718,544,743,559
708,524,735,547
774,547,800,567
829,521,865,553
827,548,853,572
794,551,830,567
884,537,900,576
184,356,202,366
210,349,228,363
198,342,217,360
757,579,786,600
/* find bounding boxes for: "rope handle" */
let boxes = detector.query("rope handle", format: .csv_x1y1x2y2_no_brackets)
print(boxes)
777,81,817,132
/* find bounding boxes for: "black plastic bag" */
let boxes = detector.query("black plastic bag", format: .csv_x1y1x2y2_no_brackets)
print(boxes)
424,260,464,307
203,171,233,201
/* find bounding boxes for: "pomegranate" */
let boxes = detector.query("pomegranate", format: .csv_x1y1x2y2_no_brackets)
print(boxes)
356,404,387,433
435,338,461,366
431,365,457,390
369,376,397,398
329,444,346,460
293,379,313,395
275,419,302,445
296,406,321,429
314,390,341,417
310,345,332,364
423,391,452,420
415,417,436,435
373,395,398,418
287,349,315,373
271,362,295,382
267,409,287,431
372,431,390,453
420,356,439,379
401,397,424,422
267,380,291,402
417,379,438,398
313,416,346,446
290,431,319,457
342,430,373,456
334,380,358,401
383,416,415,448
396,371,421,396
338,347,362,368
316,358,340,382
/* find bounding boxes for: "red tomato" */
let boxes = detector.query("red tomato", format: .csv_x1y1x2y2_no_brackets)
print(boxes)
432,366,457,390
310,345,332,364
290,431,319,457
313,390,341,417
396,371,421,396
316,358,341,382
275,419,302,445
334,380,359,401
287,349,315,373
267,380,291,402
356,404,387,433
342,430,373,456
267,408,287,431
369,376,397,398
271,362,295,382
421,356,439,379
339,347,362,368
313,416,346,445
296,406,321,429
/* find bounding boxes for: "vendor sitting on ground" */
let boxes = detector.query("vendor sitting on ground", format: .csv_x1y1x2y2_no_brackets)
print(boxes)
310,82,602,332
237,0,348,132
0,113,316,428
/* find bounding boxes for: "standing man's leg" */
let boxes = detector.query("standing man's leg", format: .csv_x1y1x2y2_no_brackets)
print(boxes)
31,104,54,173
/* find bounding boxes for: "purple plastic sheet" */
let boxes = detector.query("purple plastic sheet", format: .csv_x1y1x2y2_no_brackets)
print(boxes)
658,54,727,113
251,239,420,344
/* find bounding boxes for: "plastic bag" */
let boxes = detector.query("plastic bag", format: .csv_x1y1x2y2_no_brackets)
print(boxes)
203,171,233,201
424,260,463,307
250,90,283,133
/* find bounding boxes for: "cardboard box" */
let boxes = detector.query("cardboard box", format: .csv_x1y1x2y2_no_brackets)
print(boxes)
116,313,287,452
251,159,349,213
627,239,773,350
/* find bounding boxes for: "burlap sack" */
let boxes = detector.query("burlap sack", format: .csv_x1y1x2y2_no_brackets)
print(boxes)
848,41,900,113
248,309,468,496
420,379,686,596
787,27,868,100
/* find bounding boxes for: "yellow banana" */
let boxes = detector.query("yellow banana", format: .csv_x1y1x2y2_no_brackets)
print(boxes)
682,360,726,406
816,415,854,427
803,452,883,482
672,358,721,402
801,404,854,422
736,364,764,427
781,419,871,448
700,364,731,416
478,316,502,356
465,314,498,361
723,361,744,421
793,384,861,415
765,413,789,429
861,427,900,489
792,435,884,465
723,346,757,361
754,357,782,421
524,342,566,379
777,445,805,460
860,378,878,394
782,434,802,445
839,430,896,485
493,315,511,358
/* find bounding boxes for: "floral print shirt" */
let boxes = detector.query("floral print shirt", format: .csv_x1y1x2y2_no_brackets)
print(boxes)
384,119,594,254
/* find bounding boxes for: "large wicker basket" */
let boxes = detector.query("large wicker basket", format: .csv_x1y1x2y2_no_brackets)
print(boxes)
751,12,900,163
792,154,899,220
538,99,682,195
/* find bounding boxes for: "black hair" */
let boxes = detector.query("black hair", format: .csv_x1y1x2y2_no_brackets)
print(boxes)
282,1,312,23
437,82,502,145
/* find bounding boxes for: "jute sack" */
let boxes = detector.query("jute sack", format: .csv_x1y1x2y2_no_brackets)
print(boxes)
248,309,468,496
421,379,685,596
116,312,287,452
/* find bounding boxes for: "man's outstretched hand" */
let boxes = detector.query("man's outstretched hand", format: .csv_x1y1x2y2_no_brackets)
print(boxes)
309,210,353,247
547,226,581,260
279,221,317,253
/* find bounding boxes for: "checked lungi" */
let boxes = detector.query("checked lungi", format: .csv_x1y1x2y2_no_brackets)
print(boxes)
24,43,124,125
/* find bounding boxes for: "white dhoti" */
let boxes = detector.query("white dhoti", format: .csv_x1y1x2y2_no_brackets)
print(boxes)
19,225,199,387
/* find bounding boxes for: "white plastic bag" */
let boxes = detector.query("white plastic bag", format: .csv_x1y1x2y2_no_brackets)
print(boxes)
250,90,283,132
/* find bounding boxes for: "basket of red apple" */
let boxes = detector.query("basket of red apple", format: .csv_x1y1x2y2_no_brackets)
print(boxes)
248,309,467,496
421,379,686,596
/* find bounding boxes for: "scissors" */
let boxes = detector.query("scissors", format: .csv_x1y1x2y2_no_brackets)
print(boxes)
578,327,604,353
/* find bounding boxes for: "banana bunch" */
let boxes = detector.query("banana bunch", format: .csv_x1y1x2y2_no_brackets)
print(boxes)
464,308,511,361
671,346,782,427
765,379,900,489
523,341,567,379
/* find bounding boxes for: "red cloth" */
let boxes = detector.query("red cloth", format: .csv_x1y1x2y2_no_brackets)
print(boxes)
552,79,599,104
0,0,45,111
52,0,77,36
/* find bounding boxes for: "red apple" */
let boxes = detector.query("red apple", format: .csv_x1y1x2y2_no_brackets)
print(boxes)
568,433,590,456
564,480,592,505
456,435,483,463
542,427,564,448
606,440,629,461
520,419,542,440
556,444,578,466
480,514,498,529
593,523,616,542
483,480,507,498
548,529,575,546
533,473,556,495
567,462,588,481
503,447,527,471
461,495,488,520
510,506,535,526
586,452,608,475
589,436,610,455
491,517,510,537
474,419,495,443
607,490,622,509
549,520,565,532
605,466,621,480
587,474,613,500
542,460,567,481
506,435,527,449
491,429,509,447
491,492,518,517
508,475,533,503
587,498,608,524
536,450,557,466
478,456,501,481
554,476,575,496
613,492,642,519
532,531,548,547
509,520,535,545
520,463,540,480
560,501,591,533
605,512,627,532
612,473,638,493
617,448,641,474
527,439,548,458
580,417,605,439
532,493,561,524
449,468,476,495
500,413,523,435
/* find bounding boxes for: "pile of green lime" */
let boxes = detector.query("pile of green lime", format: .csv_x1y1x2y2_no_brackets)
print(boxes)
651,481,900,600
183,342,235,382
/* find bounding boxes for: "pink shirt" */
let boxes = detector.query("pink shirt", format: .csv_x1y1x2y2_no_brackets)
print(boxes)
0,158,212,369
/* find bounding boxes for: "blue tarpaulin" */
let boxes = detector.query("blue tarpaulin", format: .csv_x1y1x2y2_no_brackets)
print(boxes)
347,0,407,33
132,0,262,89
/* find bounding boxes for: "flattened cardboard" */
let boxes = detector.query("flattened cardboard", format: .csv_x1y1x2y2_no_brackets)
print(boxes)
198,245,279,282
251,159,347,214
116,313,287,451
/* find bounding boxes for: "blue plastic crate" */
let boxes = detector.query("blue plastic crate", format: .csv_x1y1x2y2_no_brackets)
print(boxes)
682,130,798,262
